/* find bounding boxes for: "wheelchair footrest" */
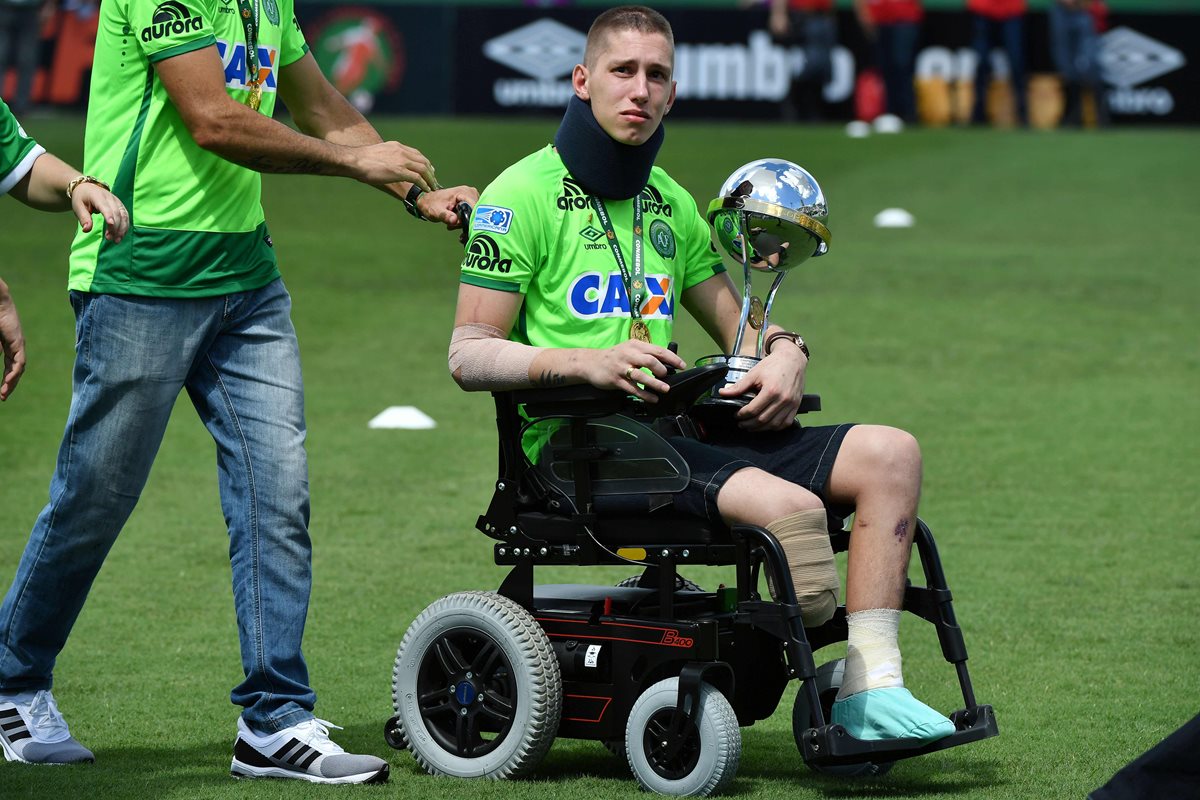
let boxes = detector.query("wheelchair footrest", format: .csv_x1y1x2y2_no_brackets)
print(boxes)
799,704,999,767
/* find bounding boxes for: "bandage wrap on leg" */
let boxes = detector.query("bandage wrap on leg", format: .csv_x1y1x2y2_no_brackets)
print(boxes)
836,608,904,699
764,508,839,627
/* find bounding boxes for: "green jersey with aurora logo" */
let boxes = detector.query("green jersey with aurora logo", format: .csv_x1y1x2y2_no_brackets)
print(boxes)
69,0,309,296
460,145,724,351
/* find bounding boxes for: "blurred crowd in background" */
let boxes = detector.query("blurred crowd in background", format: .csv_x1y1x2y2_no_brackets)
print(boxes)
766,0,1109,128
0,0,1142,130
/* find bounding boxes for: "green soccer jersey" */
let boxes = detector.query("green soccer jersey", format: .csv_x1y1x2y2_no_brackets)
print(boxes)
69,0,309,297
460,145,724,351
0,98,44,197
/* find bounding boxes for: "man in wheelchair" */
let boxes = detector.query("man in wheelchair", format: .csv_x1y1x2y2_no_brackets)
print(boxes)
448,5,952,747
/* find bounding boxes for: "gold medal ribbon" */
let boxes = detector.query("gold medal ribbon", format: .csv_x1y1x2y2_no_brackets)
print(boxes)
235,0,263,109
589,191,649,341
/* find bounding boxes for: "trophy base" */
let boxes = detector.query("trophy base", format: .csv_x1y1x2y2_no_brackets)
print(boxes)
694,354,761,402
691,355,760,427
689,355,821,429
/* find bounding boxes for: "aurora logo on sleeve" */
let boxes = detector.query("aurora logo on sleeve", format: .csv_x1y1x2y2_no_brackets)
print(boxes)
141,1,203,42
568,272,673,320
462,235,513,273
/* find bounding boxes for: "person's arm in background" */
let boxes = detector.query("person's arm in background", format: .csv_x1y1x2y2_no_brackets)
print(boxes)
153,47,476,224
682,273,809,431
277,53,477,226
449,283,685,402
0,277,25,401
854,0,876,38
769,0,792,38
7,150,129,242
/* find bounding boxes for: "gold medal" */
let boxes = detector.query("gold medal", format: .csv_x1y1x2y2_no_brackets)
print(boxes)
246,82,263,111
748,295,765,330
630,320,651,342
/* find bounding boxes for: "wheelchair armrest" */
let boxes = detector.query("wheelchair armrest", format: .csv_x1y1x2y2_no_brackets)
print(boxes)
506,363,731,420
509,383,627,419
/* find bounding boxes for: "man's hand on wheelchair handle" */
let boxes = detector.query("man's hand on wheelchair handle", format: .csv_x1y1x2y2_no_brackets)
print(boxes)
719,344,807,431
585,340,687,404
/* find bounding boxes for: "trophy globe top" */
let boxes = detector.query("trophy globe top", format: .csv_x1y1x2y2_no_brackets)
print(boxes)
707,158,831,273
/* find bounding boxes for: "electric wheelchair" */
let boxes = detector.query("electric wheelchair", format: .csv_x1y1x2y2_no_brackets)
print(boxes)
385,361,999,795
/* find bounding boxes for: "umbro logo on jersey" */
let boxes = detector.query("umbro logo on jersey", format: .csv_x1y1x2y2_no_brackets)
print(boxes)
568,272,674,320
141,0,203,42
463,235,513,274
557,178,589,212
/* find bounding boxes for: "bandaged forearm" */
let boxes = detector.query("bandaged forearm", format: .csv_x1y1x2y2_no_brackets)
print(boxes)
448,322,546,390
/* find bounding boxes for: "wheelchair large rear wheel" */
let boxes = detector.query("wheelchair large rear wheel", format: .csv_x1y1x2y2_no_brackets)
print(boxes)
392,591,561,779
626,677,741,796
792,658,895,777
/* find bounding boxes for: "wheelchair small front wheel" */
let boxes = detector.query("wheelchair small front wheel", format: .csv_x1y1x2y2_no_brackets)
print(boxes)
383,714,408,751
792,658,895,777
626,677,741,796
392,590,561,779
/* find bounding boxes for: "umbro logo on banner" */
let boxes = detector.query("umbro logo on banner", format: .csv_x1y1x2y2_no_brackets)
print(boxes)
1099,27,1185,88
483,19,586,79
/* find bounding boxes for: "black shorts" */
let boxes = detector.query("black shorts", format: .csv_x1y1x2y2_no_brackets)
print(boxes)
665,421,856,523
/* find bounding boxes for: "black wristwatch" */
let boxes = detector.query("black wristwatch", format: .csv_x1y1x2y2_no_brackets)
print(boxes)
403,184,426,220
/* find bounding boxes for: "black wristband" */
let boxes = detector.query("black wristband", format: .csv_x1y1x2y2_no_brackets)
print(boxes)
404,184,426,220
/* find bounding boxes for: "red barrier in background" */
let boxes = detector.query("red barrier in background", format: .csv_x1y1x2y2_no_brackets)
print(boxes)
1,10,97,107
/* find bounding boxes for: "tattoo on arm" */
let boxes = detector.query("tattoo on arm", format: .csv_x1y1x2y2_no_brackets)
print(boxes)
533,370,567,387
238,155,335,175
893,517,910,542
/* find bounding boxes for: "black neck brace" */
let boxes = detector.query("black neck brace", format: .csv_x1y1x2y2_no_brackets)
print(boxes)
553,95,664,201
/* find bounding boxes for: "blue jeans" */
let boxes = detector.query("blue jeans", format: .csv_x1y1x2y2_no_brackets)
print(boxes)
1048,3,1100,86
875,22,920,122
971,13,1027,123
0,278,315,732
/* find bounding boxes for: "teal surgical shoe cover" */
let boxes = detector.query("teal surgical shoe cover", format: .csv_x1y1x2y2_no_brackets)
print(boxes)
831,687,955,742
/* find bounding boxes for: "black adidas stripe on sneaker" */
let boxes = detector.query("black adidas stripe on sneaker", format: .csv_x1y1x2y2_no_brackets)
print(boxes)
0,708,31,743
272,738,320,770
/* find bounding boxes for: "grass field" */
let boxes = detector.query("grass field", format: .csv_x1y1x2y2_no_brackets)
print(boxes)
1,117,1198,800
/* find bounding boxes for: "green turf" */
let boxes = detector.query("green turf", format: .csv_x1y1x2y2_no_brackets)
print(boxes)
1,118,1198,799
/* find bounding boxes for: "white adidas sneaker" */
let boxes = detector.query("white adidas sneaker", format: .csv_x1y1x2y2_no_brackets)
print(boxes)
231,716,389,784
0,690,94,764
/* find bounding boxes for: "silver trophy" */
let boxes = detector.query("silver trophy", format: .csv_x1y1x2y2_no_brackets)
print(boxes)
695,158,832,414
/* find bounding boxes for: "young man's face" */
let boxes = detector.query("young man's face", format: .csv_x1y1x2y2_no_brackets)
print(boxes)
572,29,677,146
